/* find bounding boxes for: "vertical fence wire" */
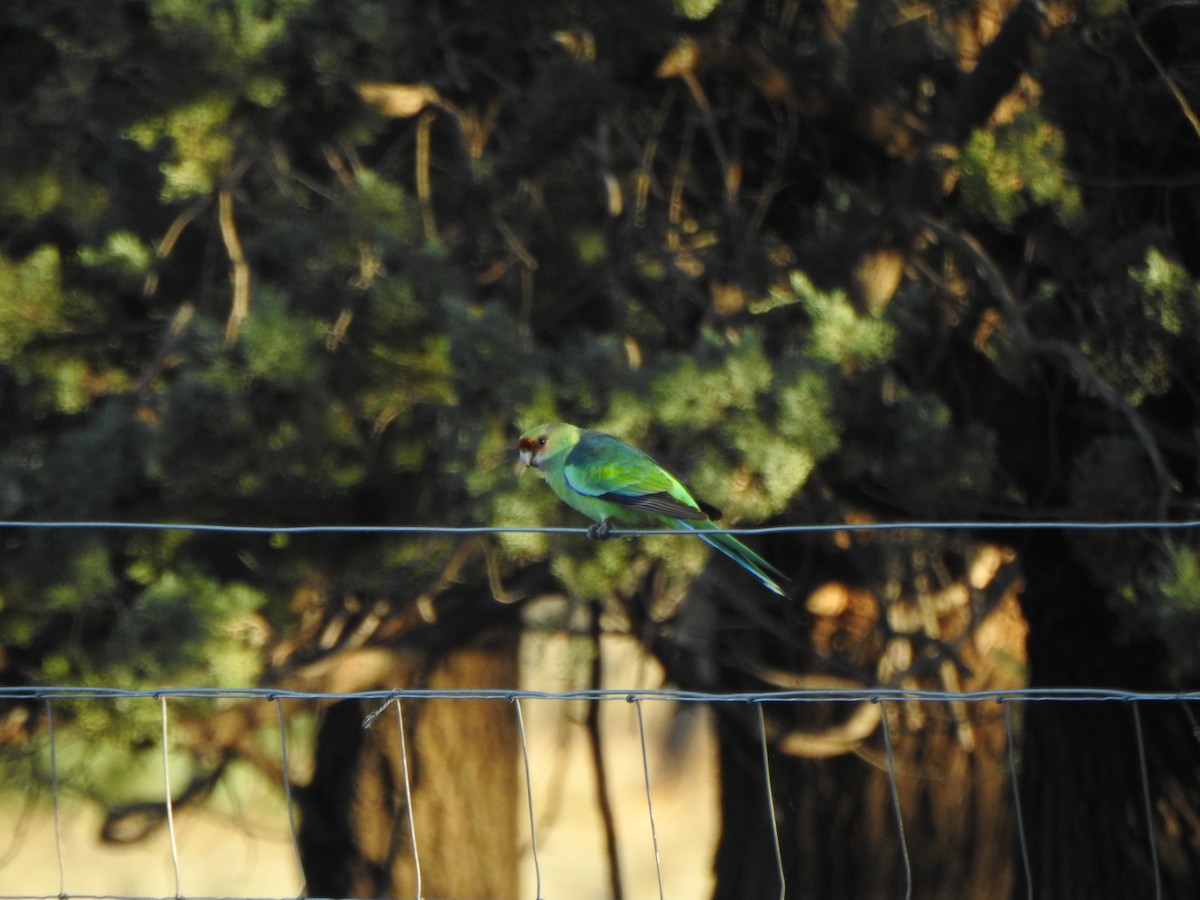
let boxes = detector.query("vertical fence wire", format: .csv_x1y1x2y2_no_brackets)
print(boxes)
512,697,542,900
158,695,183,898
1183,699,1200,745
877,699,913,900
273,697,306,897
1003,701,1034,900
43,699,67,898
632,699,666,900
393,698,423,900
1131,702,1163,900
756,703,786,900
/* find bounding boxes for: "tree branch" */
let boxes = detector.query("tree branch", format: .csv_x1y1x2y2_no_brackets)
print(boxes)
218,187,251,343
1129,9,1200,145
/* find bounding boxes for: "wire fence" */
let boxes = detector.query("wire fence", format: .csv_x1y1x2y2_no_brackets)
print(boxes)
5,518,1200,535
2,518,1199,899
1,685,1198,900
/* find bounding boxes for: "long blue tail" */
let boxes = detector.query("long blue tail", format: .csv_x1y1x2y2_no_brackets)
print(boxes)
683,520,788,596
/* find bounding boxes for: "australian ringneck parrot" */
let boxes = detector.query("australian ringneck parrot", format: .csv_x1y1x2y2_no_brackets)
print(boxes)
517,422,787,596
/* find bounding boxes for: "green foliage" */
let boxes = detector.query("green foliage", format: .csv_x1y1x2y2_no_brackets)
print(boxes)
676,0,721,18
239,287,324,384
1104,542,1200,663
644,330,839,519
788,271,897,368
1132,248,1193,335
1082,239,1199,404
1159,544,1200,602
552,536,644,601
78,231,155,281
652,332,773,428
127,93,237,200
0,246,69,362
104,569,267,683
0,167,109,222
960,111,1082,230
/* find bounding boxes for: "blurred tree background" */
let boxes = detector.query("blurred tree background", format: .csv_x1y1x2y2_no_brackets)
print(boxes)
2,0,1199,897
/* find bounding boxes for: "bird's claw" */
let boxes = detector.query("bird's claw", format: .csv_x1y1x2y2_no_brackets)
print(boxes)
586,519,613,540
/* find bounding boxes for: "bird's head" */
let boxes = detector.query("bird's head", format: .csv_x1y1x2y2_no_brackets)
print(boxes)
517,422,578,470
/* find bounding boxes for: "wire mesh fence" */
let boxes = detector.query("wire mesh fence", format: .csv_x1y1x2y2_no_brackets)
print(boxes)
1,684,1197,900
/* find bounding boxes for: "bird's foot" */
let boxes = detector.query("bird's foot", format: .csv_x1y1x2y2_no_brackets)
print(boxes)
586,518,613,540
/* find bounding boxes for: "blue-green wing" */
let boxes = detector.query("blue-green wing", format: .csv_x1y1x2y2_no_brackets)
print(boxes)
563,431,708,520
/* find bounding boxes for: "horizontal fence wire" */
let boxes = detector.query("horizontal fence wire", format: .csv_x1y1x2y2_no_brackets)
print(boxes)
3,518,1200,536
1,686,1198,704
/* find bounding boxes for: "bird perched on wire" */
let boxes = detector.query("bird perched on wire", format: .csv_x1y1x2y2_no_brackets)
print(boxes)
517,422,787,595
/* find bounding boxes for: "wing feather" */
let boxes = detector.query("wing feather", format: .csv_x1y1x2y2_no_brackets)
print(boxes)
597,490,709,520
563,431,711,520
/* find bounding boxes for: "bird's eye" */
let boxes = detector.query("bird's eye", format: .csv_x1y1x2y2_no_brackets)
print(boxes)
537,436,547,446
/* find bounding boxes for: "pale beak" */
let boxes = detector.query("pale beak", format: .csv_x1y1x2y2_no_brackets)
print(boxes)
518,449,533,468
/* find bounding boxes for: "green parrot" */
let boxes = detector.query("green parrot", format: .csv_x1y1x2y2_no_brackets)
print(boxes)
518,422,787,595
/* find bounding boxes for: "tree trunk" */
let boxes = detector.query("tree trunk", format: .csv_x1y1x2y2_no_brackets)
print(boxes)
298,630,520,899
1017,535,1200,899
